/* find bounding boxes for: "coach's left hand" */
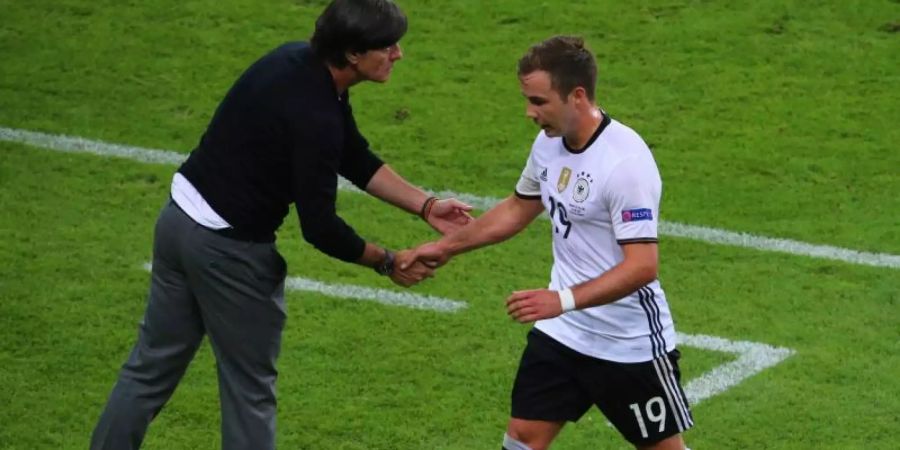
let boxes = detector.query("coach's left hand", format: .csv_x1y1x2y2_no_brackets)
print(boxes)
425,198,474,235
506,289,564,323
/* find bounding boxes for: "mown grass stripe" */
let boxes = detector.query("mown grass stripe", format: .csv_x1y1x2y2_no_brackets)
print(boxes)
5,125,897,269
139,262,793,406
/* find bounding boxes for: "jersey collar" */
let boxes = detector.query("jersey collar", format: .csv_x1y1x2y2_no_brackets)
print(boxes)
562,111,611,154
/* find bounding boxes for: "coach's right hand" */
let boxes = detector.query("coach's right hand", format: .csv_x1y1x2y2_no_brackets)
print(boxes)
400,241,451,271
391,249,436,287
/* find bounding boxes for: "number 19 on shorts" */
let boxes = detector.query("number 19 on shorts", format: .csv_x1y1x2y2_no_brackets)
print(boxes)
629,396,666,439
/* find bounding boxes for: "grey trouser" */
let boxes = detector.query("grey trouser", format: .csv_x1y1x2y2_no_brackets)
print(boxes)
91,200,287,450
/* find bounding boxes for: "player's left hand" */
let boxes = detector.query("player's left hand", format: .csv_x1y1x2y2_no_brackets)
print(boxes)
426,198,474,235
506,289,564,323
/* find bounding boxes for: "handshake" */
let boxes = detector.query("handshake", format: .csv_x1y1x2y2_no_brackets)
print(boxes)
385,241,451,287
380,196,473,287
374,197,570,324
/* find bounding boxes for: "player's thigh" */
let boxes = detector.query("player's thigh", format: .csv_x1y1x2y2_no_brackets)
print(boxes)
588,350,693,447
511,330,593,424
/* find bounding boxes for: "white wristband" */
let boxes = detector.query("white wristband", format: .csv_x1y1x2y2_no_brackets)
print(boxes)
558,288,576,313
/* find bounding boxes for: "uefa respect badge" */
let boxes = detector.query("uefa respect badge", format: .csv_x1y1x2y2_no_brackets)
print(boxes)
622,208,653,222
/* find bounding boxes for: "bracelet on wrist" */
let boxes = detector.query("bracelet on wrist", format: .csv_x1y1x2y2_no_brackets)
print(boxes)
419,196,438,220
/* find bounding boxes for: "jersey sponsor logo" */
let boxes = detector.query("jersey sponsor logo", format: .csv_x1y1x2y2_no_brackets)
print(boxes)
622,208,653,222
573,171,593,203
539,167,548,182
557,167,572,193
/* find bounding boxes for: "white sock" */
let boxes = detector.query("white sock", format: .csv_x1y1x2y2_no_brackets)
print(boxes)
502,433,533,450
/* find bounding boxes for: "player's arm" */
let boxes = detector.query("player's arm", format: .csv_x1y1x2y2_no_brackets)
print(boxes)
402,150,545,267
568,153,662,308
429,194,545,258
569,242,657,308
506,242,657,322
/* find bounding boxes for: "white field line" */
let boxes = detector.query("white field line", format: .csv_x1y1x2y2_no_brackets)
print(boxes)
5,126,896,270
141,262,465,312
677,332,794,406
284,277,466,312
142,262,792,406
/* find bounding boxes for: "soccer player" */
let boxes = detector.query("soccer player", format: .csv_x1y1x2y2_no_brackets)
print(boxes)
89,1,471,449
405,36,693,450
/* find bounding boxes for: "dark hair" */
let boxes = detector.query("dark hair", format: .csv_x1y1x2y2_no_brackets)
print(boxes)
310,0,408,68
517,36,598,102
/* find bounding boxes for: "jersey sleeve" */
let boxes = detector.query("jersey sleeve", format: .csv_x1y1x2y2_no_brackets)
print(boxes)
514,152,542,199
604,155,662,244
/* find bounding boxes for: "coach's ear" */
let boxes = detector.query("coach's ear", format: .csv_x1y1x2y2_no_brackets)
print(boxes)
345,51,361,66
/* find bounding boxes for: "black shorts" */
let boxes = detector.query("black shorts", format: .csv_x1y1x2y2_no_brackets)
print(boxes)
511,329,694,445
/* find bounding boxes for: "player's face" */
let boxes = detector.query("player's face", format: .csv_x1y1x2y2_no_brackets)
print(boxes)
352,43,403,83
520,70,576,137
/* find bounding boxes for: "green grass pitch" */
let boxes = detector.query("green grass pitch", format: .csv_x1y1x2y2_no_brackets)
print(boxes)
1,1,898,449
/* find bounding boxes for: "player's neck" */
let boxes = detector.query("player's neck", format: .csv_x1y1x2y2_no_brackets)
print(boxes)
564,108,604,150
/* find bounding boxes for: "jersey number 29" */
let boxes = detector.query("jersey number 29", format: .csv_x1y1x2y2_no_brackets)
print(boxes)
548,196,572,239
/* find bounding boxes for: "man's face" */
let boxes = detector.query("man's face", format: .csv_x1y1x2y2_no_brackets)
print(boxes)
353,43,403,82
519,70,575,137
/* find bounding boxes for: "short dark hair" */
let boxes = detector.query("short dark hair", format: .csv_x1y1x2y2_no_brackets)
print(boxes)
517,36,598,102
310,0,408,68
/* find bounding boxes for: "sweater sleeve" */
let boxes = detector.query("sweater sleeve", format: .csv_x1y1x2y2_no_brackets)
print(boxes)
289,114,367,262
337,98,384,190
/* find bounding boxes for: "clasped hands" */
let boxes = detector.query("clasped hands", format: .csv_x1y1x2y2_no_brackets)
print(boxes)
387,244,447,287
387,197,471,287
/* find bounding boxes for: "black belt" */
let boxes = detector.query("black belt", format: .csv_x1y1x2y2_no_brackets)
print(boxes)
169,198,276,244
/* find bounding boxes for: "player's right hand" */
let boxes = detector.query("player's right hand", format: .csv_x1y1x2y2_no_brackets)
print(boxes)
390,249,436,287
400,241,451,270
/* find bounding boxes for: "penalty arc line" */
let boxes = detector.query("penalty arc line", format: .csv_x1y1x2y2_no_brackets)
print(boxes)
142,262,794,406
3,125,897,270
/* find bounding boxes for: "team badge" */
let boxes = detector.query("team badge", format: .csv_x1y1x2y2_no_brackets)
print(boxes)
573,172,593,203
556,167,572,193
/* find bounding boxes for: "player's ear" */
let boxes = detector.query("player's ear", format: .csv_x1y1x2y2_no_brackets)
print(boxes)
571,86,588,104
345,51,361,65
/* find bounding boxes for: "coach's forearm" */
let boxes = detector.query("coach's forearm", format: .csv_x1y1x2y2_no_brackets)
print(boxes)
365,165,430,215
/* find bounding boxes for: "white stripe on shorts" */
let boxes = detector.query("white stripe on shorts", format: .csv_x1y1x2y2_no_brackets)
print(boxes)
660,354,694,428
652,356,692,432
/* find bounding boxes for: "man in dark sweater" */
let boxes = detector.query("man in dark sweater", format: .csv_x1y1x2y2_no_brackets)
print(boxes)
90,1,472,449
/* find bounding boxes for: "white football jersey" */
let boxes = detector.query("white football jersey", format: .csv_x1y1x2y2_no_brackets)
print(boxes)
515,113,676,363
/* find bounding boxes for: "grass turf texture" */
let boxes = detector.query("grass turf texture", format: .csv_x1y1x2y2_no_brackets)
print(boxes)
1,0,898,449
